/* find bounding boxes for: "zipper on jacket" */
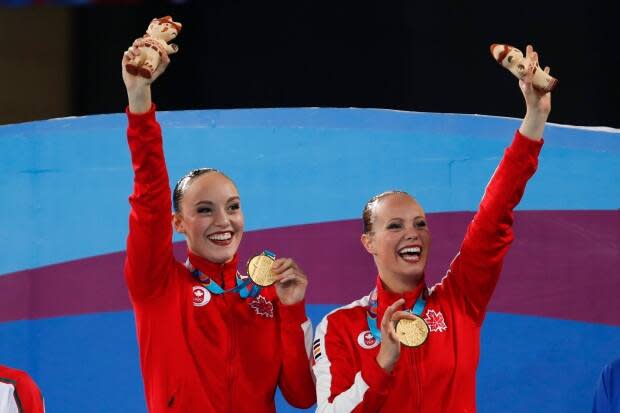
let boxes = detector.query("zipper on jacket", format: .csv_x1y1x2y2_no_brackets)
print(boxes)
411,348,423,412
224,271,238,413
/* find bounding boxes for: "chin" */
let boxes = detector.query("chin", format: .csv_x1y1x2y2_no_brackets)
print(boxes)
399,263,426,279
193,243,235,263
208,251,236,264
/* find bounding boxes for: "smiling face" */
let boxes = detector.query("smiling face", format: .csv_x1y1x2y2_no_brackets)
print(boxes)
361,193,431,288
172,172,244,264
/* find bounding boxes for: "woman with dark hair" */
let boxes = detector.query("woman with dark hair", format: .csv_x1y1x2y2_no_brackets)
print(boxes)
121,37,315,413
312,45,552,412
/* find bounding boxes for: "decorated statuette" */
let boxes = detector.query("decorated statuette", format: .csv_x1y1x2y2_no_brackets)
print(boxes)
490,43,558,93
125,16,182,79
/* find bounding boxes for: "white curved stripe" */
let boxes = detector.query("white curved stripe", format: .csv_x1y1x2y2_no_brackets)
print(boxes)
0,382,20,413
314,295,371,413
301,319,313,359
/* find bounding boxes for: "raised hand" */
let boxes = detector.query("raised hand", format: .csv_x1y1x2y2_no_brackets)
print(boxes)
122,38,171,114
519,45,552,140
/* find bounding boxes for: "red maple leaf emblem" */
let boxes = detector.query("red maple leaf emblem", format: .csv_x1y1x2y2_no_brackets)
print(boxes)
249,295,274,318
424,309,447,332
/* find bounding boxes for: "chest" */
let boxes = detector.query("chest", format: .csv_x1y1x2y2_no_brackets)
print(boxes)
178,277,280,350
358,298,479,381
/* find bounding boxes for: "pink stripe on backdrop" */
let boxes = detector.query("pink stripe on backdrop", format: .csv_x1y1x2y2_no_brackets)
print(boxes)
0,210,618,325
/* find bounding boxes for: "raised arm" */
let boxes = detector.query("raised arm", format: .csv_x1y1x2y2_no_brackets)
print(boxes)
445,45,551,323
123,40,176,302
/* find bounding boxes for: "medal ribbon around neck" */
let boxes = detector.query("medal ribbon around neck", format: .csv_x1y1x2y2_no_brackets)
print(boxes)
366,287,427,343
185,251,277,299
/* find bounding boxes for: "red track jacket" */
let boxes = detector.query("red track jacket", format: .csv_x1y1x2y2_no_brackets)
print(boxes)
313,131,543,413
124,105,316,413
0,365,45,413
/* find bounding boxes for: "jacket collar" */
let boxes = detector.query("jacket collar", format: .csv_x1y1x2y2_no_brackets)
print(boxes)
375,274,427,322
188,250,239,288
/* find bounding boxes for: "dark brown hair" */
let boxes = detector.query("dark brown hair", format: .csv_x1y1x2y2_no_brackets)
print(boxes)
172,168,228,213
362,190,410,233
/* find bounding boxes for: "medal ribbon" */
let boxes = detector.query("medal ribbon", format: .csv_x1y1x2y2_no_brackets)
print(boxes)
366,287,427,343
186,259,263,299
186,250,276,299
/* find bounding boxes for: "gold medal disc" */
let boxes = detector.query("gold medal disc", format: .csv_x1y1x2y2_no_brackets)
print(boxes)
396,315,429,347
247,253,277,286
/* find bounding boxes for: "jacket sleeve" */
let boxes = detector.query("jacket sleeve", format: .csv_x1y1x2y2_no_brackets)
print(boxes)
16,372,45,413
313,313,394,413
277,300,317,408
444,130,543,324
124,104,176,302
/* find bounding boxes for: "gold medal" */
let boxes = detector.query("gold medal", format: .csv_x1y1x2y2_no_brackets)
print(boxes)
396,315,429,347
247,252,277,287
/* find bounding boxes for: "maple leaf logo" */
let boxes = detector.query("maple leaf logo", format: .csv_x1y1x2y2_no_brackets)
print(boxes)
424,309,447,332
249,295,274,318
192,286,210,307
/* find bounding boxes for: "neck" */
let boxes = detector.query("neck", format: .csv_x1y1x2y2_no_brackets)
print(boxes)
379,271,423,295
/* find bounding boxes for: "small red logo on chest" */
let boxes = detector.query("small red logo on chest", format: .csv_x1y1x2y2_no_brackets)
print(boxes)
424,309,447,332
192,286,211,307
249,295,274,318
357,330,379,349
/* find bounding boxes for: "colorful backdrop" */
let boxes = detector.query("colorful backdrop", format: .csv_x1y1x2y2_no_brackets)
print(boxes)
0,108,618,412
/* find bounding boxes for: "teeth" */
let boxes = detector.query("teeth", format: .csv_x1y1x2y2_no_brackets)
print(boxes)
399,247,421,254
208,232,232,241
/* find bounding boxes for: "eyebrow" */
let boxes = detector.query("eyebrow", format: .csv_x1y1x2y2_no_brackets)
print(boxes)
386,216,425,222
194,196,240,207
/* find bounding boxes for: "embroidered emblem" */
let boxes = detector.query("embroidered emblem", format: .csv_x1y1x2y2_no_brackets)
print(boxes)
312,338,322,361
249,295,274,318
357,330,379,349
424,309,447,332
192,286,211,307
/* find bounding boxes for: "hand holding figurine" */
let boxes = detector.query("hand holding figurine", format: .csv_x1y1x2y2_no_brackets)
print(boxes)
124,16,182,80
490,43,557,93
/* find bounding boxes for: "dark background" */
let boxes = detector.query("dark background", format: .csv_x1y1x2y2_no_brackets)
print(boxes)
2,0,619,127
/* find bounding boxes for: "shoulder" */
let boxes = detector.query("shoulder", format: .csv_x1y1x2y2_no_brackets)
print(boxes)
316,294,371,337
0,365,39,392
0,365,28,383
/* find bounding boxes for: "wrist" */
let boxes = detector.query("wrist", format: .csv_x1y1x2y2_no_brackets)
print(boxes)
376,351,396,373
524,108,550,121
127,87,152,114
520,111,548,140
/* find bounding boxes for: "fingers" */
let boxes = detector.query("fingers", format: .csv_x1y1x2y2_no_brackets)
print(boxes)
272,258,297,274
272,257,307,284
132,38,145,48
544,66,550,74
381,298,405,331
122,43,141,67
275,268,307,284
391,310,417,323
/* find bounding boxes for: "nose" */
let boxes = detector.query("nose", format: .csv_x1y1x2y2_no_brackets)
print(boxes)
404,230,419,241
213,208,230,227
